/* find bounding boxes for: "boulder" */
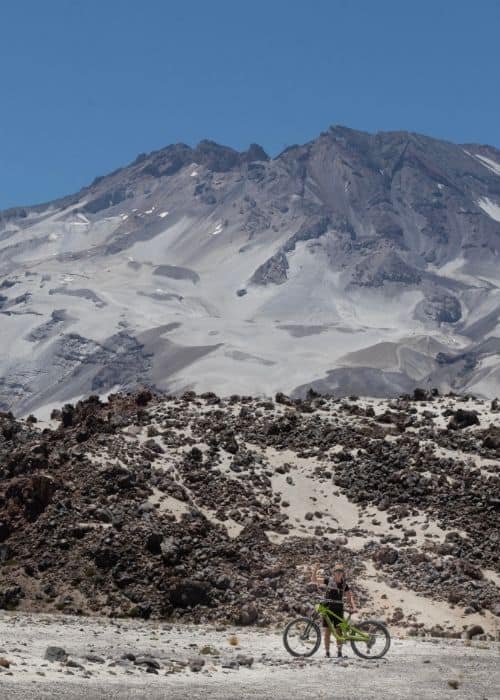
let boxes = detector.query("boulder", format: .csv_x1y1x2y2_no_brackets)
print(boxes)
146,532,163,555
94,547,119,569
373,546,399,566
459,560,483,580
85,654,105,663
482,430,500,450
236,654,254,667
45,646,68,662
0,544,12,562
61,404,75,428
160,537,180,565
0,586,23,610
169,580,211,608
134,655,160,669
135,390,153,406
188,656,205,672
465,625,484,639
413,388,428,401
0,521,10,542
447,409,479,430
234,603,258,626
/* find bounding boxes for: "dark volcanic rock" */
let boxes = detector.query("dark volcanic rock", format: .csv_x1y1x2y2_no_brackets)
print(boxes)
0,390,497,630
373,546,399,566
234,603,259,626
447,409,480,430
45,646,68,662
169,580,211,608
0,586,23,610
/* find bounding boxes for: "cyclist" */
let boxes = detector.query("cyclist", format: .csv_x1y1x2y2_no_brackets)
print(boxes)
310,561,356,658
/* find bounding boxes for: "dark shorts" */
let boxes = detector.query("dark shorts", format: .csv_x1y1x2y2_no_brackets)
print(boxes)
322,602,344,628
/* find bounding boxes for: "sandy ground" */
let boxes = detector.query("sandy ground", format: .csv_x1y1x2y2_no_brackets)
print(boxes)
0,612,499,700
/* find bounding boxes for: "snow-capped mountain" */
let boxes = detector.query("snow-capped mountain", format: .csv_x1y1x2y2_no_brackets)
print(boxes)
1,125,500,414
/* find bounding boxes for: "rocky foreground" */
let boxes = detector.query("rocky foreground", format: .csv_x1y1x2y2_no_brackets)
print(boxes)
0,612,499,699
0,389,499,638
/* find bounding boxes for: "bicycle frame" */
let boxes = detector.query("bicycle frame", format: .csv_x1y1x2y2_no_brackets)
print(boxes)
315,602,370,643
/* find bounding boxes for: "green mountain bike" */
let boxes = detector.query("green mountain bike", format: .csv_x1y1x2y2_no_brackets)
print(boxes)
283,602,391,659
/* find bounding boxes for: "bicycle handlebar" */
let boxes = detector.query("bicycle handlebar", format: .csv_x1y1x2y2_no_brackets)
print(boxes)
316,601,354,610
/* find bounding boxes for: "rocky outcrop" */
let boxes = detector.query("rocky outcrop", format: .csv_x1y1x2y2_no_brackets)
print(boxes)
250,251,289,285
0,390,497,632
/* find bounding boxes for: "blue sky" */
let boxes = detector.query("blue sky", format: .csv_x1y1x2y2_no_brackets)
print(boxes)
1,0,499,209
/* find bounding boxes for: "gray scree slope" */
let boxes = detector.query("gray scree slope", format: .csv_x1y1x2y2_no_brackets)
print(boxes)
1,126,500,414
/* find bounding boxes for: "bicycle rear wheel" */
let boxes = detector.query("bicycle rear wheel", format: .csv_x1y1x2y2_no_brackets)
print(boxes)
350,620,391,659
283,617,321,657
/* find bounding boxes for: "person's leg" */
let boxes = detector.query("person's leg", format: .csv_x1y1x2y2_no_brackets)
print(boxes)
335,624,343,657
334,605,345,657
324,627,331,656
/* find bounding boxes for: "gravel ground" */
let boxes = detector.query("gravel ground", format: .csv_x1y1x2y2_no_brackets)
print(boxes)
0,612,499,699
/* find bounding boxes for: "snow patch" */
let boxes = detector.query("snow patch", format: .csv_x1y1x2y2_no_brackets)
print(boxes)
144,207,156,215
48,233,59,242
474,154,500,176
158,211,169,218
190,171,198,178
212,222,223,236
76,213,90,224
477,197,500,222
428,256,485,288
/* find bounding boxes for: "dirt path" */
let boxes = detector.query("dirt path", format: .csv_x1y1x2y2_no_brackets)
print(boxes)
0,612,498,699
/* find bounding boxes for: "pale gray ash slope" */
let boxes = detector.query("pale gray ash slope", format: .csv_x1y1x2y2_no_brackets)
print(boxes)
1,126,500,414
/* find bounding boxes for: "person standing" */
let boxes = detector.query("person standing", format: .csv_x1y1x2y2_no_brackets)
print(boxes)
310,561,356,658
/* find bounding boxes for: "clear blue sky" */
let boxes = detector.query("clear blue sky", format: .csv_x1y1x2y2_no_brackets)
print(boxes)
1,0,499,209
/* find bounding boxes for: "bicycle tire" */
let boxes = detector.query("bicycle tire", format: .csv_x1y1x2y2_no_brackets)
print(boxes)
350,620,391,659
283,617,322,658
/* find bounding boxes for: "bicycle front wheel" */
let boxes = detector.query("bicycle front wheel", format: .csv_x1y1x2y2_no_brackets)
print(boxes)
350,620,391,659
283,617,321,657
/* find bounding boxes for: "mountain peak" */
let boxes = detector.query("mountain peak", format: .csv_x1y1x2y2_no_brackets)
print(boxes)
1,125,500,413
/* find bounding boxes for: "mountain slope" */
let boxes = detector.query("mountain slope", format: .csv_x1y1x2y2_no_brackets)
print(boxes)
1,126,500,414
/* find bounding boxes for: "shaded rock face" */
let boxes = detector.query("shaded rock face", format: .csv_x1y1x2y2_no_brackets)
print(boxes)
417,295,462,324
251,251,289,285
5,474,55,522
2,126,500,412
